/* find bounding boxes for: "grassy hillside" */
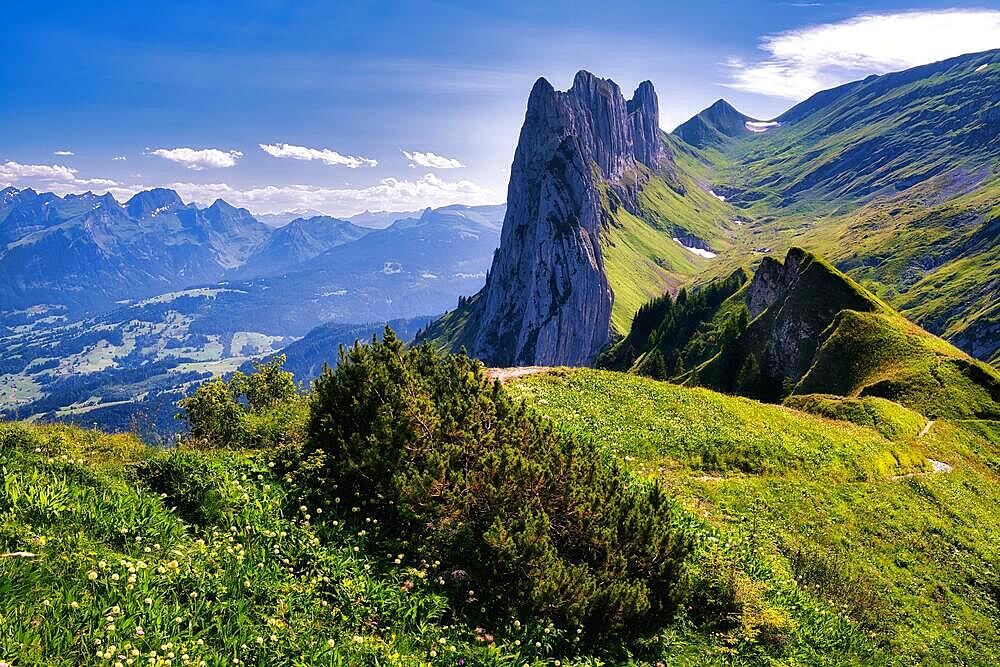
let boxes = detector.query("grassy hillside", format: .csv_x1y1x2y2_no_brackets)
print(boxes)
17,336,986,666
672,50,1000,364
0,423,496,665
510,368,1000,664
610,246,1000,418
795,309,1000,418
5,335,1000,665
600,158,734,333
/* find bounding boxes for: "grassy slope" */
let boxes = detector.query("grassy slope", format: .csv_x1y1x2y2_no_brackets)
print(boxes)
796,310,1000,418
510,368,1000,665
602,140,739,334
0,423,555,666
677,51,1000,363
1,407,886,666
784,394,927,441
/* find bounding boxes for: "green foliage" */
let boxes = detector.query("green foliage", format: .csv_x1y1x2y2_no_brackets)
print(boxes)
301,329,694,640
0,421,588,666
598,269,748,377
178,355,307,449
514,367,1000,664
734,353,761,398
784,394,927,441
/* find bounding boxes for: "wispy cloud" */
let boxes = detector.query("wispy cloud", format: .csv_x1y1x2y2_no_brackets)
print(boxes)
0,160,119,191
259,143,377,168
148,147,243,170
724,9,1000,99
53,150,75,156
156,173,495,216
112,155,127,161
402,150,464,169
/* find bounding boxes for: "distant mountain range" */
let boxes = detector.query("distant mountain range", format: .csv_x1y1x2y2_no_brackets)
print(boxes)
0,193,505,428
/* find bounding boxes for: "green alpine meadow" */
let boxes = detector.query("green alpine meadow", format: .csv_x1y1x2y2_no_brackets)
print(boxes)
2,4,1000,666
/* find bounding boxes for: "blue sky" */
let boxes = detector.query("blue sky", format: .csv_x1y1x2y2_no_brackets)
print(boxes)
2,1,998,216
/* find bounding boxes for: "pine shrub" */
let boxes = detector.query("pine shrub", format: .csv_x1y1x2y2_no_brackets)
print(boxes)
301,329,693,640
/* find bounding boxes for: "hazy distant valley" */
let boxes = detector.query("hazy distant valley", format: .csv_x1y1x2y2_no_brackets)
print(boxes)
0,191,504,431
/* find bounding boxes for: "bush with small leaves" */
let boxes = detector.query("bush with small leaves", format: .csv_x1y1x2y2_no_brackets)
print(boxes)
178,355,307,449
299,328,694,641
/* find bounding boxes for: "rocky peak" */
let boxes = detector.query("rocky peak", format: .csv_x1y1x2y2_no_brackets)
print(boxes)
746,247,808,318
126,188,184,219
438,71,672,367
627,80,667,168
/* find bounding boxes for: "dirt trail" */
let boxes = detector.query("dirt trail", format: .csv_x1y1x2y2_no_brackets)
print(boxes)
919,419,935,438
486,366,552,382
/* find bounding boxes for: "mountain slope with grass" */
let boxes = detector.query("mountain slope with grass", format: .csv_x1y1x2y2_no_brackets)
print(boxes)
673,49,999,362
0,335,907,666
4,327,1000,665
604,247,1000,418
507,367,1000,665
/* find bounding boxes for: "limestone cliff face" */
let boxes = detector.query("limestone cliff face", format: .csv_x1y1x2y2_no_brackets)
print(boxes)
745,248,807,319
738,247,883,392
460,71,669,366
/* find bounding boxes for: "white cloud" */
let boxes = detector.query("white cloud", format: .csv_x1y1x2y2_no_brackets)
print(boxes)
147,173,496,216
149,147,243,170
0,160,120,193
53,150,74,156
112,155,127,161
0,161,78,182
258,143,377,168
725,9,1000,99
402,150,464,169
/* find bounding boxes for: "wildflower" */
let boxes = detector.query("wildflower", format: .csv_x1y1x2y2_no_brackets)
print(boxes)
135,626,145,637
326,639,335,647
87,571,98,580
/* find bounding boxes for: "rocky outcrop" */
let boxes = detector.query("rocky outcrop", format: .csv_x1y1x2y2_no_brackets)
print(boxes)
725,247,884,398
745,247,807,318
446,71,671,366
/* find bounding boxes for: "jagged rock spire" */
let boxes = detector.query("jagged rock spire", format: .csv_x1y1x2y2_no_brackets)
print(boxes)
452,71,671,366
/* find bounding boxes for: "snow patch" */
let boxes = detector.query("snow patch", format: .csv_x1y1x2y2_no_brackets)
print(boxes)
382,262,402,275
745,120,779,133
136,288,244,307
976,63,989,72
672,238,717,258
709,190,726,202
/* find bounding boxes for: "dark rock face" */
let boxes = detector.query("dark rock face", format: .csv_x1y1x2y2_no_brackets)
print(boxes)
746,247,807,318
461,71,670,366
738,248,881,393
